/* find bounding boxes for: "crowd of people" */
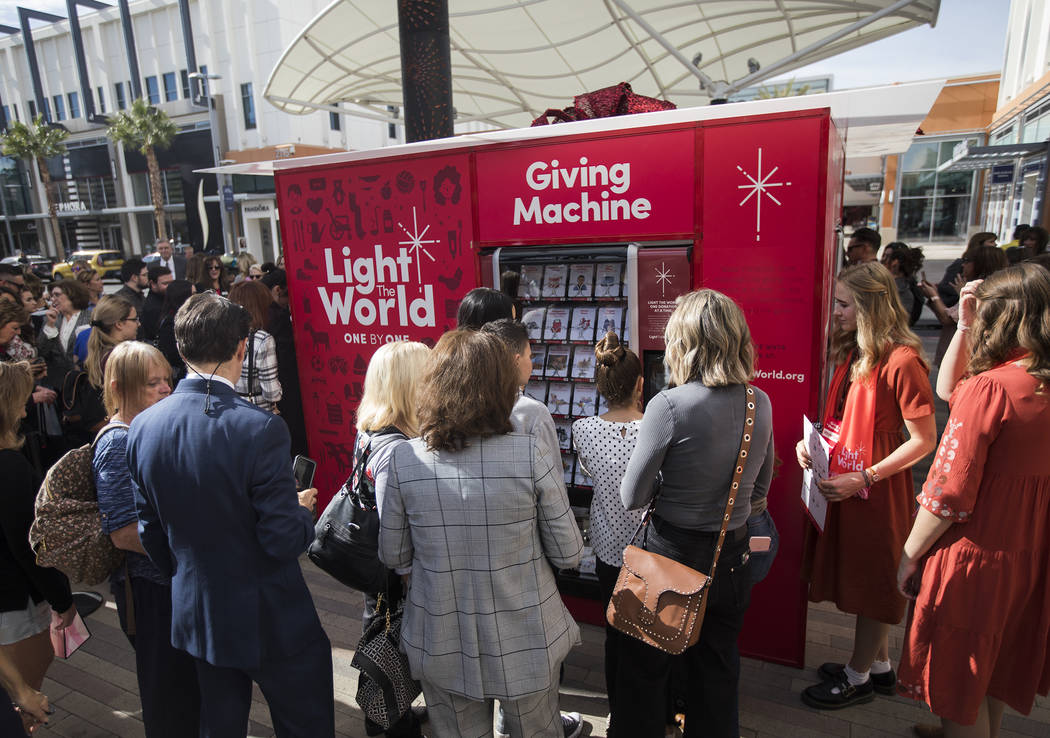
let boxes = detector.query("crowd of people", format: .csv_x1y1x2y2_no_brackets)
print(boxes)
0,231,1048,738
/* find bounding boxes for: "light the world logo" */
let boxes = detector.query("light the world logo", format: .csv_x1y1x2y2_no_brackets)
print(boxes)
317,207,437,328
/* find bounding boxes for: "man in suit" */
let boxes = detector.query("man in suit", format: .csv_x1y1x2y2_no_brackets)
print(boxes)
155,239,186,280
127,293,334,738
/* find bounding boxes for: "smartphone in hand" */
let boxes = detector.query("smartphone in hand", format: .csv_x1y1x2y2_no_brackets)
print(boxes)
292,455,317,492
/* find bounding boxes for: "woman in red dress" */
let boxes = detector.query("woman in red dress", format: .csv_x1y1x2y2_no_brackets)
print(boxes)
896,263,1050,737
797,262,938,709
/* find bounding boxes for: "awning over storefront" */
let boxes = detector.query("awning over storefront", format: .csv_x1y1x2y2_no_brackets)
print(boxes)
263,0,940,130
938,141,1049,172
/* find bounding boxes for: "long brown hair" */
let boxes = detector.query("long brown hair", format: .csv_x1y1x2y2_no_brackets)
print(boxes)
228,280,271,331
203,256,231,292
86,295,134,388
417,330,517,452
968,264,1050,388
831,262,925,379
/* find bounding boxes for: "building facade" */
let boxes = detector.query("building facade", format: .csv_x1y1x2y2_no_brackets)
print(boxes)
0,0,402,262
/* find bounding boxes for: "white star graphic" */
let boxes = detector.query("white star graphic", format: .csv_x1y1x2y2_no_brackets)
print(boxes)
397,206,439,287
654,261,674,297
736,148,791,242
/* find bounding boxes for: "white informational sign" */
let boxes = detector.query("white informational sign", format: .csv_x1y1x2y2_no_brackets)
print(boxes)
801,415,831,532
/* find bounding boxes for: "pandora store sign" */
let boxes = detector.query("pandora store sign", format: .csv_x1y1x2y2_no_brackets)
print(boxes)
474,128,695,242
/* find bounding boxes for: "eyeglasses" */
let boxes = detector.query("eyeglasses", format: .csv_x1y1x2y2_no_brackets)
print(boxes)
247,274,261,280
208,266,221,271
123,315,141,323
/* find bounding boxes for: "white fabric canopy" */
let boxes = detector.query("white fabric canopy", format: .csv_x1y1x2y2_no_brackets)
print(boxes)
264,0,940,129
204,79,945,177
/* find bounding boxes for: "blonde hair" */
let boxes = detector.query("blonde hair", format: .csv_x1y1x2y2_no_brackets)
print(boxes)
237,252,258,277
0,361,34,449
103,341,171,418
831,262,926,380
87,295,134,388
664,289,755,387
355,341,430,436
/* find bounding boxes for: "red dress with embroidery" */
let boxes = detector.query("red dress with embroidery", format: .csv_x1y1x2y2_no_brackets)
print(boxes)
898,362,1050,725
806,346,935,624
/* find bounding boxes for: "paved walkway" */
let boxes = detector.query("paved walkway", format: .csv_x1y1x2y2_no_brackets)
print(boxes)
29,559,1049,738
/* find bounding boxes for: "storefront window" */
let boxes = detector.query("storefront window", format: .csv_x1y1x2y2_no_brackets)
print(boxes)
130,171,185,207
896,137,978,242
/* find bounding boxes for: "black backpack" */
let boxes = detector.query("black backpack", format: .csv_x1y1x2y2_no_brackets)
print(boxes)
307,428,406,593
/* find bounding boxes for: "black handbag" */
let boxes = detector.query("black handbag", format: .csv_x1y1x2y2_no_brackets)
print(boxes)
307,429,405,593
352,594,421,730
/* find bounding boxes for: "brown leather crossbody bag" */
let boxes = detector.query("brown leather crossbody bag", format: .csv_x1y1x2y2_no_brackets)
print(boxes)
606,385,756,655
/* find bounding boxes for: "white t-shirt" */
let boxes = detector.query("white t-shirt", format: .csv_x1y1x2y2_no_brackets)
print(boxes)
571,415,645,567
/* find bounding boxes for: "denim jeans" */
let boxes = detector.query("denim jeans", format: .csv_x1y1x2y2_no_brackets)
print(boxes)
746,509,779,584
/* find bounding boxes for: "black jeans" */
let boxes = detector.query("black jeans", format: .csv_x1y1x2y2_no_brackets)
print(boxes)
596,558,624,727
611,517,753,738
112,576,201,738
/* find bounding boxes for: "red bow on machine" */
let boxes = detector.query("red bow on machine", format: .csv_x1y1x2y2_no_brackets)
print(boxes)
531,82,676,126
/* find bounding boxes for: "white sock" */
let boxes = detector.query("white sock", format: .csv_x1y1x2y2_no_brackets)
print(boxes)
870,659,892,675
844,664,870,686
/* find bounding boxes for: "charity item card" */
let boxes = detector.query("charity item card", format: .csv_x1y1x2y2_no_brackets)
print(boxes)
522,307,546,341
574,462,594,488
546,382,572,416
579,546,597,575
568,264,594,298
595,262,623,297
623,319,630,347
530,344,547,377
543,308,570,341
571,346,595,380
801,415,831,532
51,612,91,659
524,381,548,404
571,383,598,417
569,307,596,343
597,393,610,416
561,453,575,485
554,419,572,451
519,265,543,300
545,345,571,378
542,264,568,298
596,306,623,339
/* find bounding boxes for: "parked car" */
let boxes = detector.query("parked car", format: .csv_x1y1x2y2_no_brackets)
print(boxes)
52,249,125,281
1,254,53,281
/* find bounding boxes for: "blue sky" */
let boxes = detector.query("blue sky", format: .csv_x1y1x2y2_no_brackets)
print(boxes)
0,0,1011,90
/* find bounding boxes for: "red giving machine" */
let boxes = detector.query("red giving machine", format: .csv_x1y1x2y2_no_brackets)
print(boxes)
274,106,843,667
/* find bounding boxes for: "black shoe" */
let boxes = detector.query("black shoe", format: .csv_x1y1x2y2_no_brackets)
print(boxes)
817,661,897,695
801,673,875,710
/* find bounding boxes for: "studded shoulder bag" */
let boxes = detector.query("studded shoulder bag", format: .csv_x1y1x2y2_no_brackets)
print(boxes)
607,385,757,655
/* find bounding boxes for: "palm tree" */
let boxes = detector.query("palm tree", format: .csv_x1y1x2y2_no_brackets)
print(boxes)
107,98,178,241
0,115,69,254
756,78,812,99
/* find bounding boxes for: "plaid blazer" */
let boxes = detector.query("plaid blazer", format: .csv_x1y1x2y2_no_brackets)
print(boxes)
379,432,583,701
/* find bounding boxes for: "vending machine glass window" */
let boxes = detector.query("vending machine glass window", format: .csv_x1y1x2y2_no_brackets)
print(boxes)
494,245,633,599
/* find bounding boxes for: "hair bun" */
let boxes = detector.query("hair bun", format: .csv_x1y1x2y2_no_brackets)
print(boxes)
594,331,626,366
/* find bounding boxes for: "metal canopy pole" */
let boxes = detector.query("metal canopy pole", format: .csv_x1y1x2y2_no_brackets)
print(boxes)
398,0,454,142
118,0,143,99
66,0,111,124
17,8,66,122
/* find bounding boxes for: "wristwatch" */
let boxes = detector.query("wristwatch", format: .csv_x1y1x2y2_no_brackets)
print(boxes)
867,465,881,484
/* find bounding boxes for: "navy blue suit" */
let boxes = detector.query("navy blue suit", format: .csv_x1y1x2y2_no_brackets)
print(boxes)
128,377,333,737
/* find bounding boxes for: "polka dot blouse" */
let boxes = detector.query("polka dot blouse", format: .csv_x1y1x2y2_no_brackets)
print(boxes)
572,415,646,567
